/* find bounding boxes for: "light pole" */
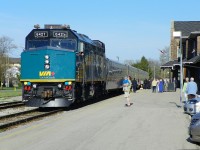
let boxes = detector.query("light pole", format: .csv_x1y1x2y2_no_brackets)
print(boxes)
116,56,119,62
173,31,183,107
180,36,183,105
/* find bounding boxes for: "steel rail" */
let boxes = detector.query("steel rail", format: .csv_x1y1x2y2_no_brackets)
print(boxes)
0,108,63,131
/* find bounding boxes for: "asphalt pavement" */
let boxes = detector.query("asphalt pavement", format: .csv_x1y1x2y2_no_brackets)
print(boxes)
0,89,199,150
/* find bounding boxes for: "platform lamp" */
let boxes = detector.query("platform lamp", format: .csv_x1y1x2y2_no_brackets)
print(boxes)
173,31,183,107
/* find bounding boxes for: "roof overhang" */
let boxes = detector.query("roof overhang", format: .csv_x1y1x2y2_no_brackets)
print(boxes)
160,60,179,69
183,55,200,64
188,31,200,39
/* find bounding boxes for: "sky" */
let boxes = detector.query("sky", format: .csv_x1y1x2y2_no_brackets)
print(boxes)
1,0,200,63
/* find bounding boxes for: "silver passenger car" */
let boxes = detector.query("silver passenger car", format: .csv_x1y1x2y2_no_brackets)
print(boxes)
189,113,200,142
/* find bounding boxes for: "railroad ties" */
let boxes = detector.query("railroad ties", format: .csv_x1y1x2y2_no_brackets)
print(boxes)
0,102,63,132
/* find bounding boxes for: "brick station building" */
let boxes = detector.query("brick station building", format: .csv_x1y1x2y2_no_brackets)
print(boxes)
161,21,200,91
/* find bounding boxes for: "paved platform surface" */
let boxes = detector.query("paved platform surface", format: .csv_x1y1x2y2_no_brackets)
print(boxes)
0,89,199,150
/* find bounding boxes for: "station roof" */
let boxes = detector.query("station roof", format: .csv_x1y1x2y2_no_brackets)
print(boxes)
188,31,200,39
161,56,200,69
160,60,179,69
183,55,200,64
174,21,200,37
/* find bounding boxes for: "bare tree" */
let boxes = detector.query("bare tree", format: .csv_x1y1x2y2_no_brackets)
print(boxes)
159,46,170,65
159,46,170,79
0,36,17,55
0,36,17,89
148,58,161,79
124,59,135,65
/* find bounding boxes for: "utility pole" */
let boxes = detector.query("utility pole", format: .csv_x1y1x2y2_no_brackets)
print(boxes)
180,36,183,105
173,31,183,107
116,56,119,62
6,55,10,87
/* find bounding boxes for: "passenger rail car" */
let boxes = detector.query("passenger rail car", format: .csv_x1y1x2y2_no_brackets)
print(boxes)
20,24,148,107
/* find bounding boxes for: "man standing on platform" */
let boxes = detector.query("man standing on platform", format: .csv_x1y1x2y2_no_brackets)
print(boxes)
123,76,132,107
183,77,189,102
186,77,198,100
151,78,157,93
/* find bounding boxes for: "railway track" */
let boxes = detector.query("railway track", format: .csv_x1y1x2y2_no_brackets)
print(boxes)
0,108,63,131
0,101,25,110
0,91,122,132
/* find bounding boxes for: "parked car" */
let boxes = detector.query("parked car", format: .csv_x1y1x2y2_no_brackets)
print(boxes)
189,112,200,142
184,98,200,115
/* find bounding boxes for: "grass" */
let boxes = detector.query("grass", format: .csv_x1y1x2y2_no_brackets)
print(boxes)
0,87,22,98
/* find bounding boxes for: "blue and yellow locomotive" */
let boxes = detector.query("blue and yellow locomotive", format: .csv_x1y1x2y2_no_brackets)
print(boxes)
20,24,148,107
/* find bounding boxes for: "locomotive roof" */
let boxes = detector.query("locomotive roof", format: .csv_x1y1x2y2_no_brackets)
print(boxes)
71,30,105,49
27,26,105,49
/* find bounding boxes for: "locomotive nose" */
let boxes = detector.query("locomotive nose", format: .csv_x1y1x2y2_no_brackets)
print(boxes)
21,49,76,81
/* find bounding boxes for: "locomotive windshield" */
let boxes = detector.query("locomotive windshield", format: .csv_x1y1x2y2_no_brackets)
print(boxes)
50,39,76,50
27,40,49,49
25,29,77,51
27,39,76,50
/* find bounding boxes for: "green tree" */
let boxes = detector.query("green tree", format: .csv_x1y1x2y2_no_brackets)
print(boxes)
140,56,149,71
125,56,162,79
131,56,153,79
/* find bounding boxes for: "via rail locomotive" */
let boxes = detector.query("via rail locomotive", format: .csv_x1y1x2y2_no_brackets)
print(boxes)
20,24,148,107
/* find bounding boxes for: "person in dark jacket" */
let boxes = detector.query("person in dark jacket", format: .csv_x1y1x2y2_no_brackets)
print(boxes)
132,78,137,93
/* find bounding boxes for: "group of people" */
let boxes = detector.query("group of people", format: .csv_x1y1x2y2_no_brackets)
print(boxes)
151,79,165,93
183,77,198,101
151,77,178,93
151,76,198,101
122,75,199,107
122,76,171,107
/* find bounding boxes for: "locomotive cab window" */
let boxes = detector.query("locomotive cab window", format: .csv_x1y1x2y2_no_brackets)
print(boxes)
78,42,84,52
50,39,76,50
27,40,49,49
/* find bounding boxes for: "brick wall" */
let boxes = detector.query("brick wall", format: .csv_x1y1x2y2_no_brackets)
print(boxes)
197,36,200,55
170,21,179,60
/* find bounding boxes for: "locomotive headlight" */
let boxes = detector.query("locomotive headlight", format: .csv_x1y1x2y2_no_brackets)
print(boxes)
45,55,49,59
44,55,50,70
58,84,62,88
45,60,49,64
32,84,37,89
45,64,50,70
